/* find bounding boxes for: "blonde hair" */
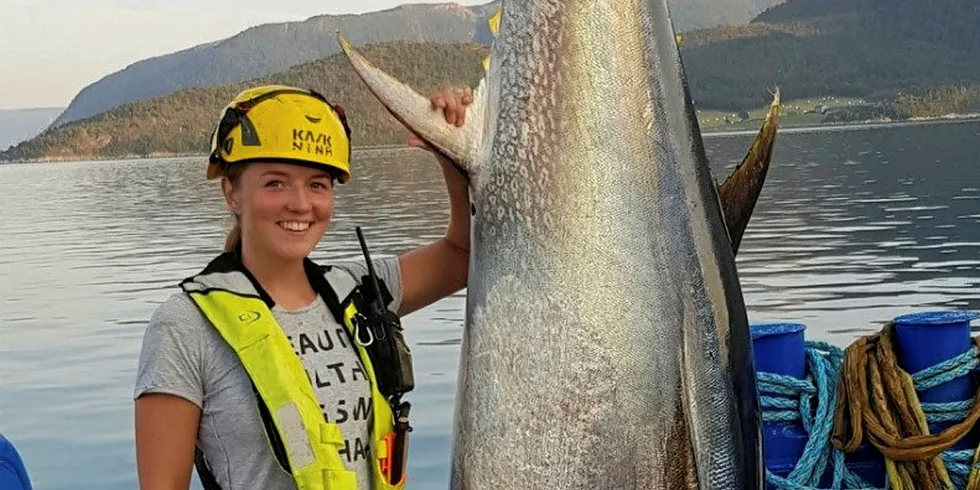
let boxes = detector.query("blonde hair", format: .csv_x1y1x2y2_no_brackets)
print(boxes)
224,219,242,253
219,163,249,253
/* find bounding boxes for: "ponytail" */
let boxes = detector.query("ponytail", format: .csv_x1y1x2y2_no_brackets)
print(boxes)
217,163,248,253
224,219,242,253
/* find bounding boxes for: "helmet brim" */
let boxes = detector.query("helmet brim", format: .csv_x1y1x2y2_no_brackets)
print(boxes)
206,157,349,183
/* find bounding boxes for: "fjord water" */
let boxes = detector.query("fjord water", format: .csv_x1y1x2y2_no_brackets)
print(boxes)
1,120,979,490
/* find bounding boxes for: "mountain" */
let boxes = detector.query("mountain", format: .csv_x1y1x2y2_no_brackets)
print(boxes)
10,0,978,163
49,3,493,128
669,0,790,34
2,43,489,162
0,108,63,151
49,0,784,129
680,0,980,109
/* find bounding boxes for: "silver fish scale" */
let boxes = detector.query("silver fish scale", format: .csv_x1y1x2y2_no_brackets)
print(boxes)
451,0,760,489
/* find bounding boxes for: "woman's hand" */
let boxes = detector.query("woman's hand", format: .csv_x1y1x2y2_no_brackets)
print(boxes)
407,86,474,177
409,86,474,137
397,86,474,317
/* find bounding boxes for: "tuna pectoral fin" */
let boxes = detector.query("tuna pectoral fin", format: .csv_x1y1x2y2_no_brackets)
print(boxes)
336,34,485,180
718,88,782,254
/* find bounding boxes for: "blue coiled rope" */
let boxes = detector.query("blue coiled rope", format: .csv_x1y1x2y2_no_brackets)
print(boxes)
758,341,881,490
910,345,980,490
759,341,980,490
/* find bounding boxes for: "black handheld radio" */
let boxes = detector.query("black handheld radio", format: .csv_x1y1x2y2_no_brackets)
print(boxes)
353,226,416,399
354,227,414,484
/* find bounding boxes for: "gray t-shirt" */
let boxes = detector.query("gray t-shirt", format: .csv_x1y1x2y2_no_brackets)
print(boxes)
134,258,403,490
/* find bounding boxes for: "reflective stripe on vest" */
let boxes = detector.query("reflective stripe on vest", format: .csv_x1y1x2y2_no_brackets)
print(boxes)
180,254,405,490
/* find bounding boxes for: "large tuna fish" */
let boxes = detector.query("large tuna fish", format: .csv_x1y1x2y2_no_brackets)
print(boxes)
338,0,782,487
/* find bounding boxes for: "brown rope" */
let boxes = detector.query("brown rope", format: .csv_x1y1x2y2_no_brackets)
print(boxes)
832,321,980,490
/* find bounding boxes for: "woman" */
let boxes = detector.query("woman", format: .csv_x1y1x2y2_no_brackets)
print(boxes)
133,84,474,490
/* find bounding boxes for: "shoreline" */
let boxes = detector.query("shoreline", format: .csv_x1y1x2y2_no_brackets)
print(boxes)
3,115,979,165
702,112,980,138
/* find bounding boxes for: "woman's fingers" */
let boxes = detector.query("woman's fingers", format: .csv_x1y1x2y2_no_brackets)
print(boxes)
426,86,474,129
448,87,466,127
408,133,436,151
431,93,447,110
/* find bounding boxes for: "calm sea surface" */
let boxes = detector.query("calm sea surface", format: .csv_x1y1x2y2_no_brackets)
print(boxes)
1,120,979,489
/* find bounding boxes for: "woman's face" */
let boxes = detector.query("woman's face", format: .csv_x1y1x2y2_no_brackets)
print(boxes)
223,162,335,263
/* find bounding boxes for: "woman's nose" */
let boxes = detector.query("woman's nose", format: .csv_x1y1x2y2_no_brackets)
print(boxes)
286,186,312,211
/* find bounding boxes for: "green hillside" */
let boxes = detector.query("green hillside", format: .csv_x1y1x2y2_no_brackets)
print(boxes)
51,0,782,129
50,3,493,128
1,43,488,162
6,0,980,162
681,0,980,110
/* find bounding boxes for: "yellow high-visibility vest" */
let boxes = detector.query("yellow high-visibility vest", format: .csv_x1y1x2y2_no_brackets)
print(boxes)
180,252,406,490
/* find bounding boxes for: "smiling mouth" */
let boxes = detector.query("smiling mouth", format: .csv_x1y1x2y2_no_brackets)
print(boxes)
279,221,311,232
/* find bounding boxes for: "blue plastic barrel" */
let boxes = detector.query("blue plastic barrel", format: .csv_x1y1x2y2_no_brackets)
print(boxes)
894,310,980,449
751,322,809,483
753,323,807,380
750,322,886,488
843,439,886,487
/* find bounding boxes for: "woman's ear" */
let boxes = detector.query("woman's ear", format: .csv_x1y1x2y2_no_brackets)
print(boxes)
221,178,241,215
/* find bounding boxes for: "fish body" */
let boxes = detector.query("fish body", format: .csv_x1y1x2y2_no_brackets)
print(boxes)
338,0,772,488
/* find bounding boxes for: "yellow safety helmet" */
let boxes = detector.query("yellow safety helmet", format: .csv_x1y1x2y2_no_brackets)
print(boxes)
207,84,352,183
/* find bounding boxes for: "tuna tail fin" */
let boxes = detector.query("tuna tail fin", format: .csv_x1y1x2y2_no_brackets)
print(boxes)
336,33,486,181
718,87,782,254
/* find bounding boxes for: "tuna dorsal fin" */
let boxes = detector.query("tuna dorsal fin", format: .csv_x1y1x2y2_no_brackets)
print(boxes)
717,87,782,254
336,34,487,182
482,8,502,71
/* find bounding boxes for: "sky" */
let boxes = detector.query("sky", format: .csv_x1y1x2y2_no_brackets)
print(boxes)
0,0,488,110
